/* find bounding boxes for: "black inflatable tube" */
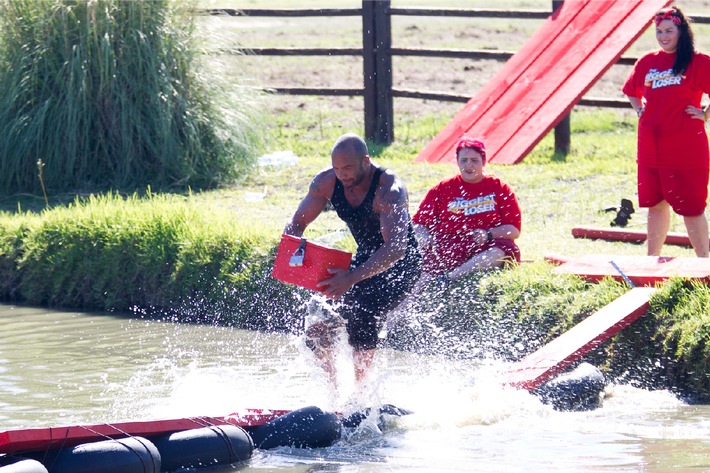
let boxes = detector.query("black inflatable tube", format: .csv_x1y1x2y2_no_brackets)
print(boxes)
0,456,48,473
341,404,413,430
248,404,414,450
34,436,160,473
532,362,606,411
152,425,253,473
248,406,342,450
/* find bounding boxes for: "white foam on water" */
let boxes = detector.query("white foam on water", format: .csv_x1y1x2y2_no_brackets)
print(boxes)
366,352,550,430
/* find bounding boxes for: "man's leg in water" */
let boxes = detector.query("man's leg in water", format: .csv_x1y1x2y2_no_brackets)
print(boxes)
315,347,337,387
345,256,422,394
304,311,344,388
353,348,375,385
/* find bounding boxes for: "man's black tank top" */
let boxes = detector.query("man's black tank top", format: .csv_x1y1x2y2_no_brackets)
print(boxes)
330,166,420,270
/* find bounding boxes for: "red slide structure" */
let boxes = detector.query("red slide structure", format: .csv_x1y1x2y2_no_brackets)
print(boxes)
416,0,671,165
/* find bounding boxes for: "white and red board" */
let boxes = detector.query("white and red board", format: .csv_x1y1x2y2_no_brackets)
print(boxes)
504,287,656,390
548,254,710,285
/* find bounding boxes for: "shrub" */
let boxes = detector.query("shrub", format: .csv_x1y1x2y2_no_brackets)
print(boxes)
0,0,262,194
10,192,275,319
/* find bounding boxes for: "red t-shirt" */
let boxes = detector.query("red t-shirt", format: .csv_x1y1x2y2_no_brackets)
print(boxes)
412,174,521,272
622,50,710,169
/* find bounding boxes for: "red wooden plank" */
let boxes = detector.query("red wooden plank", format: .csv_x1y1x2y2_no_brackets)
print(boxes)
0,409,290,454
224,408,291,427
572,226,702,248
479,0,668,163
505,287,656,390
552,254,710,285
452,0,590,129
416,0,671,165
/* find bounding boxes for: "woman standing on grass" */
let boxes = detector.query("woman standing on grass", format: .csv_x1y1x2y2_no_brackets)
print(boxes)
623,6,710,257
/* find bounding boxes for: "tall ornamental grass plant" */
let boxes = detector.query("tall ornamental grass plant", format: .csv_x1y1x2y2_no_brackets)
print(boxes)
0,0,262,194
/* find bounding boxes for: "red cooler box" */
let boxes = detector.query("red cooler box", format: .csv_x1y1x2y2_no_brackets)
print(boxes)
272,234,352,292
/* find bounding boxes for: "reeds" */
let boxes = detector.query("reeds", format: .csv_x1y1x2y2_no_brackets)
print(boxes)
0,0,262,194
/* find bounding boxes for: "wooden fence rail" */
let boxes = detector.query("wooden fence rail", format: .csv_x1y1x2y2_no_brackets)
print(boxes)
204,3,710,149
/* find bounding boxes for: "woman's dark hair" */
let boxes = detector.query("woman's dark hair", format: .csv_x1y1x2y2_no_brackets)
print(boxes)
656,6,695,75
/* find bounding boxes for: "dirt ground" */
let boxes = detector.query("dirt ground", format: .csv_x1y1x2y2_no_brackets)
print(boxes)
199,0,710,122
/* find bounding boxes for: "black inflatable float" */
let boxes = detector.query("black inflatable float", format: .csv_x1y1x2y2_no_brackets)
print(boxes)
30,436,160,473
341,404,413,430
12,425,255,473
532,362,606,411
248,406,342,450
152,425,253,472
0,456,48,473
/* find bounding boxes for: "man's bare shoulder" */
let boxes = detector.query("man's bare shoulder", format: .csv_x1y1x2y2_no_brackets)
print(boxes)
310,167,336,197
376,168,409,207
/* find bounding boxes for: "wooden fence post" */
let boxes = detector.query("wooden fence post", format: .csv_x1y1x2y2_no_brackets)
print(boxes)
552,0,571,155
362,0,393,144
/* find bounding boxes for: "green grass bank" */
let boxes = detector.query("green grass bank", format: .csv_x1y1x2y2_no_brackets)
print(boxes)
0,106,708,402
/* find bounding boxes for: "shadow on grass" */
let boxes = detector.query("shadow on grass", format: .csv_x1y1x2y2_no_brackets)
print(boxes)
0,185,220,215
550,149,569,163
366,140,392,158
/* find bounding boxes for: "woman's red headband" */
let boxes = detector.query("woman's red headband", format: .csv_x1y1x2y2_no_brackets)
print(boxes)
655,9,682,26
455,136,486,160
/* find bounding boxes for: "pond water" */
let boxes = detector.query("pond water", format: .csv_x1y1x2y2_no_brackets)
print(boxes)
1,304,708,472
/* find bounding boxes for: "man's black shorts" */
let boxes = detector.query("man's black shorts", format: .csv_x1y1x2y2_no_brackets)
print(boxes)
339,255,421,350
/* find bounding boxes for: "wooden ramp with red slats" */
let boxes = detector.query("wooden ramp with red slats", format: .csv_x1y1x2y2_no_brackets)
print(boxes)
571,226,705,248
415,0,671,165
550,254,710,285
504,287,656,390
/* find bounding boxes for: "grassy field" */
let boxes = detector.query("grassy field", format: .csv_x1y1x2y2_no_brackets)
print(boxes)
185,0,710,261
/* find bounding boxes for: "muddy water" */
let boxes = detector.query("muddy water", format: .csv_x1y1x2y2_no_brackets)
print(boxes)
1,305,708,472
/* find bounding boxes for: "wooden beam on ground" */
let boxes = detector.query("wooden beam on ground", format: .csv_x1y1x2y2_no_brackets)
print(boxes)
551,254,710,285
571,226,707,248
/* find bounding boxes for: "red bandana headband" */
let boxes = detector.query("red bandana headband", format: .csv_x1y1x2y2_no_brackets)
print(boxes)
655,9,682,26
455,136,486,161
